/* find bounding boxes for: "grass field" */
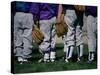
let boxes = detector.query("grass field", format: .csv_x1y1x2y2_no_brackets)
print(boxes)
14,43,97,74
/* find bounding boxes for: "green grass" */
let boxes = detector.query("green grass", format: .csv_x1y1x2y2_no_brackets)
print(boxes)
14,43,97,74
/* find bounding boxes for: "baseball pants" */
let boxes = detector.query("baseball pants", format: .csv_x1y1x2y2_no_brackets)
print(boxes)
14,12,33,59
39,17,56,61
63,9,83,59
87,15,97,61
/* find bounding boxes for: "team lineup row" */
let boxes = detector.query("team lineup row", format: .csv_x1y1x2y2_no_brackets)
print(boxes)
12,1,97,64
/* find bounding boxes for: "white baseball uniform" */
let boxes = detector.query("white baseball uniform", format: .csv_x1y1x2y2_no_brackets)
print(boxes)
85,6,97,62
63,5,84,61
38,4,57,62
39,17,56,62
87,15,97,61
14,12,33,59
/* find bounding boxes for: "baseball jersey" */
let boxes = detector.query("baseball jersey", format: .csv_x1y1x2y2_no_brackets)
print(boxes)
30,3,58,20
85,6,97,17
15,1,30,13
29,3,40,21
74,11,84,27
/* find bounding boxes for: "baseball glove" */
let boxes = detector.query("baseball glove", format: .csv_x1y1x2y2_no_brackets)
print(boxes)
74,5,85,11
55,14,68,37
32,25,44,44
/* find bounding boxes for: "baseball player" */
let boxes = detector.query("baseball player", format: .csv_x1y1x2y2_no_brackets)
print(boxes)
74,7,84,62
85,6,97,63
14,2,34,64
32,3,58,62
57,4,84,62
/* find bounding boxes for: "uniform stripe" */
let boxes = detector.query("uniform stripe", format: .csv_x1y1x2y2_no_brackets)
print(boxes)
67,46,70,57
78,46,80,57
90,52,92,60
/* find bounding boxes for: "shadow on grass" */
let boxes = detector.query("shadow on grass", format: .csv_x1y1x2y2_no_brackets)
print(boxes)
14,43,97,74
